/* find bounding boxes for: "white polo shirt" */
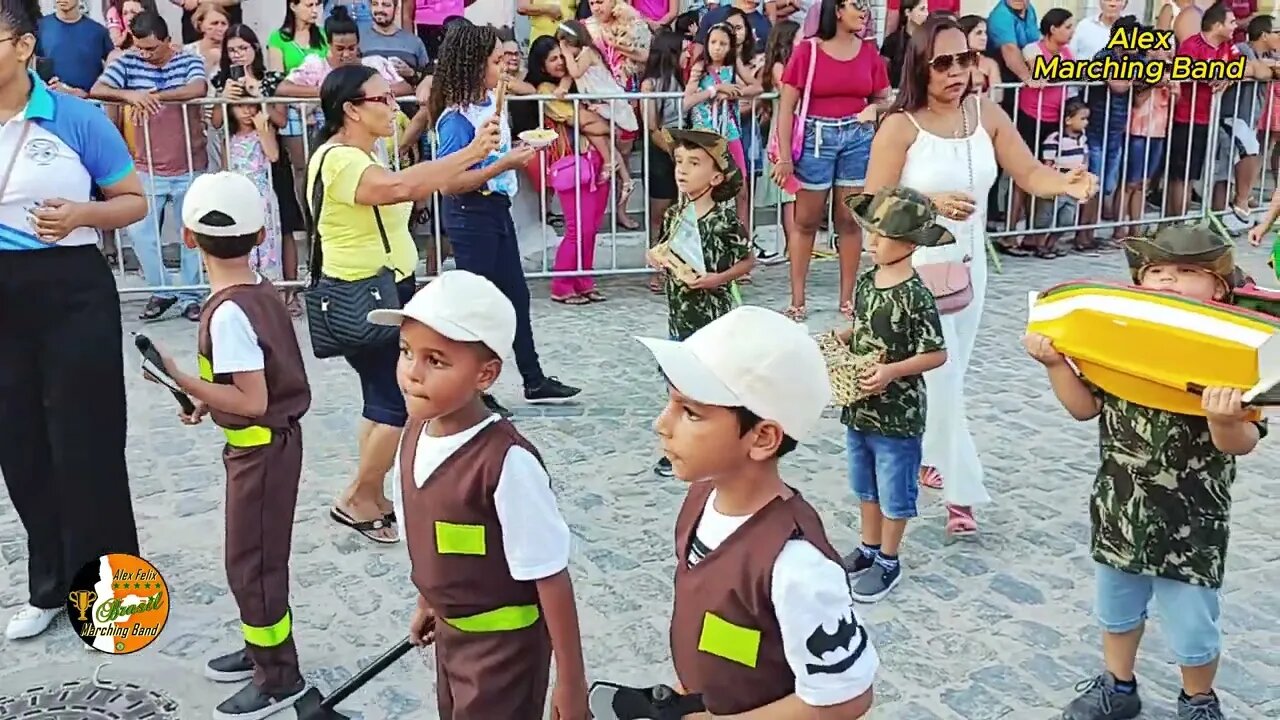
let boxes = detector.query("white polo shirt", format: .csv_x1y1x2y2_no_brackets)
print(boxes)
0,73,135,252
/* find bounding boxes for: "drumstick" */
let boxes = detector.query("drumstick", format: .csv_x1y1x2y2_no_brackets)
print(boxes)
494,75,508,118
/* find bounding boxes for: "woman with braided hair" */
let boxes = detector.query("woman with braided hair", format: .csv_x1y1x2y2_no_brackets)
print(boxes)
430,23,583,417
306,63,500,544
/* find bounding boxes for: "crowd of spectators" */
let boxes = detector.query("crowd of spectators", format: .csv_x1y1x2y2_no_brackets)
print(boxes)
25,0,1280,318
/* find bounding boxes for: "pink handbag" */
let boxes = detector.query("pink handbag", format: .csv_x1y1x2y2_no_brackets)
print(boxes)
918,262,973,315
766,39,817,166
547,152,599,193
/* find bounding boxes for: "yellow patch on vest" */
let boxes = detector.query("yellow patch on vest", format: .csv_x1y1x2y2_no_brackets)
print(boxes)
434,521,486,556
697,611,761,668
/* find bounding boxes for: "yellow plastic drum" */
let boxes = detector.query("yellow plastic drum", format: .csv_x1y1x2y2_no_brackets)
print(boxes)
1026,282,1280,420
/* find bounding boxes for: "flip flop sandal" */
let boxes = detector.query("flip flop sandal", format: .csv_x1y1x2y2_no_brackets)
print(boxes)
582,290,608,302
945,505,978,538
919,466,943,490
783,304,807,322
551,294,590,305
330,507,400,544
384,510,397,525
994,242,1032,258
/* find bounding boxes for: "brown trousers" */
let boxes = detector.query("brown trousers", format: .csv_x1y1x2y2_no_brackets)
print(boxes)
223,423,303,692
434,618,552,719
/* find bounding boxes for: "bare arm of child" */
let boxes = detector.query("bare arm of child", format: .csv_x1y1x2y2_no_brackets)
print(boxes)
561,44,590,80
537,570,590,719
254,113,281,163
686,254,756,289
1248,188,1280,246
1023,333,1102,420
683,63,715,109
1203,387,1262,455
172,367,270,419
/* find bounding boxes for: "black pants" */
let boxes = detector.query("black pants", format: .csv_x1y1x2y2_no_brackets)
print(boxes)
441,193,544,389
0,246,138,609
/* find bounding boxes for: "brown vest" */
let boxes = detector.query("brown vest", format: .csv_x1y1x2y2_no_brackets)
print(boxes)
400,417,545,619
670,481,845,716
196,279,311,431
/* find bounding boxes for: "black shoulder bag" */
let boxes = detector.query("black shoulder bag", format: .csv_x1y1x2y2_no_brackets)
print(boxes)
303,145,403,359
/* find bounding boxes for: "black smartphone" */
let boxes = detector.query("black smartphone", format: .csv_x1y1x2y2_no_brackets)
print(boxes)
35,57,55,83
229,64,246,81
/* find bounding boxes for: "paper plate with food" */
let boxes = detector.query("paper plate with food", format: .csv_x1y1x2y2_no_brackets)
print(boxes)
519,129,559,149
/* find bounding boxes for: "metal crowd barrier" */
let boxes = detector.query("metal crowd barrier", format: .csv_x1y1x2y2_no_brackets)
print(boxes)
99,80,1273,297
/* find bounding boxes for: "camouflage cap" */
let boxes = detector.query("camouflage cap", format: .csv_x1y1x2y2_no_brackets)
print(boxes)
1122,224,1240,290
662,128,743,204
844,186,956,248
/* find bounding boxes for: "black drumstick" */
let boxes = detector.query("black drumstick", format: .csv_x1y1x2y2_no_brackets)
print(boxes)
134,334,198,416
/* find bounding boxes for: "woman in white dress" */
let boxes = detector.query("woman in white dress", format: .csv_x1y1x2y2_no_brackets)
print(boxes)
863,15,1096,536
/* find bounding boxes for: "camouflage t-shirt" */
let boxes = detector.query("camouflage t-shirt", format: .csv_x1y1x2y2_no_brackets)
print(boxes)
1091,389,1267,589
664,201,751,340
840,269,946,438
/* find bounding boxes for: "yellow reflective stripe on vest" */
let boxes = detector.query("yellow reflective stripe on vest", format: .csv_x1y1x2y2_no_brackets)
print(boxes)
697,611,761,668
443,604,540,633
198,354,214,382
223,425,273,447
435,521,486,555
243,610,292,647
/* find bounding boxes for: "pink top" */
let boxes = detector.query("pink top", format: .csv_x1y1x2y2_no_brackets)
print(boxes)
415,0,464,27
1019,41,1072,122
780,39,888,119
287,55,402,87
106,6,123,35
1130,86,1171,138
632,0,667,22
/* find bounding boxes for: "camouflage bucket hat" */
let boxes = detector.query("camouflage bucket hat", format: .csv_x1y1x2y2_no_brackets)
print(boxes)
844,186,956,247
1122,224,1239,289
662,128,743,204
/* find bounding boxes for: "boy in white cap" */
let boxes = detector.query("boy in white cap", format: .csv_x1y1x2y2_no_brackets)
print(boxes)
146,172,312,719
627,306,878,718
367,270,589,719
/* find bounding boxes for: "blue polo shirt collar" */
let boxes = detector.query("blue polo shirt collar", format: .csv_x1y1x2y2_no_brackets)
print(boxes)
24,71,55,121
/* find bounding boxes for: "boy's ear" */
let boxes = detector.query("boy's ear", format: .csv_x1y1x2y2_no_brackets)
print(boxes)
710,170,725,188
746,419,786,461
255,228,266,248
181,227,197,250
476,356,503,392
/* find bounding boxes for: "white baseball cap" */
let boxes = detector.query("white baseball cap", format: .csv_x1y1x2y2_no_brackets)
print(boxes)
636,306,832,442
181,172,266,236
367,270,516,359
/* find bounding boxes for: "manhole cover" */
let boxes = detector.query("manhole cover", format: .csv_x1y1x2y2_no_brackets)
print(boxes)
0,679,180,719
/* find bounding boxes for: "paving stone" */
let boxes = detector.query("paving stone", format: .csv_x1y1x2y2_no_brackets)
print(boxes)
0,247,1276,718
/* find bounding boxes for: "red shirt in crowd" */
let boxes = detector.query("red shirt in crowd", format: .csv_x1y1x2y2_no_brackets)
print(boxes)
885,0,960,16
1227,0,1255,43
781,39,889,118
1173,32,1241,125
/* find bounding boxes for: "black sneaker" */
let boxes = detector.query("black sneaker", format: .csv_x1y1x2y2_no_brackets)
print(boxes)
182,302,202,322
204,648,254,683
654,456,673,477
139,296,177,321
1177,691,1225,720
482,393,512,418
524,376,581,404
850,559,902,603
840,550,877,576
1062,673,1143,720
212,679,308,720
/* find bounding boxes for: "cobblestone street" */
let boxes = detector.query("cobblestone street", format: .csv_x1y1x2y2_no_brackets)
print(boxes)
0,245,1277,720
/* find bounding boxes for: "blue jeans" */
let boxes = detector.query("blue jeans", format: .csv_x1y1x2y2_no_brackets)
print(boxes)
845,427,921,520
129,172,202,305
1094,562,1221,667
1087,131,1126,196
1125,137,1166,184
794,117,874,192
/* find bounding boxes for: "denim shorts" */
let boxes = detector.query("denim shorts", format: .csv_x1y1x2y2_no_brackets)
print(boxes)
1125,136,1166,184
1087,132,1126,196
1094,562,1221,667
845,427,921,520
1031,196,1078,230
794,117,874,192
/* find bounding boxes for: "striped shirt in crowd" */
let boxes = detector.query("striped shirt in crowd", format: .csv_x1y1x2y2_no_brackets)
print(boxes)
98,50,208,177
1039,130,1088,172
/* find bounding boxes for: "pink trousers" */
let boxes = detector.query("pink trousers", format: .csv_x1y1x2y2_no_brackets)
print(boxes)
727,138,746,179
550,152,610,297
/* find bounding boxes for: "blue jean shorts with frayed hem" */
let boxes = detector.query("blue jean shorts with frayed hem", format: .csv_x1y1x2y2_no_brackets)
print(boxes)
794,117,875,192
845,426,921,520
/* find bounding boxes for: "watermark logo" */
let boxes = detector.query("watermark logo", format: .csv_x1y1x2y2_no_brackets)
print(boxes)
65,553,170,654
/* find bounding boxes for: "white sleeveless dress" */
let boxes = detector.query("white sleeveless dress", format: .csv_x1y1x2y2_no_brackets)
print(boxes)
900,98,999,508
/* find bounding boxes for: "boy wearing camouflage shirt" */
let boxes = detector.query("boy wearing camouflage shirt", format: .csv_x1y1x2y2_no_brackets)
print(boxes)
837,188,949,604
646,128,755,477
1023,225,1266,720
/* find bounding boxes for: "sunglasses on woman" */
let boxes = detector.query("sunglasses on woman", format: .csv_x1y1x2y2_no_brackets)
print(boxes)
929,50,979,73
353,93,397,107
